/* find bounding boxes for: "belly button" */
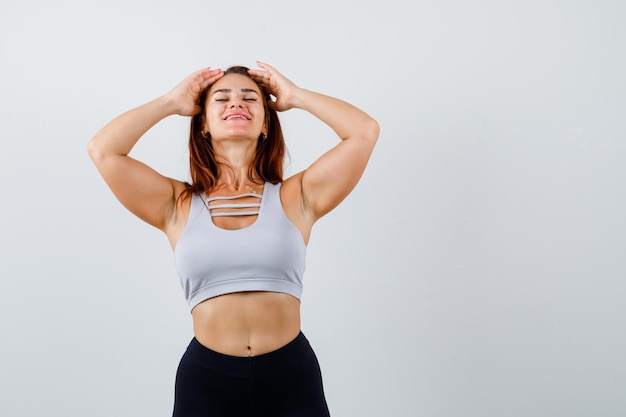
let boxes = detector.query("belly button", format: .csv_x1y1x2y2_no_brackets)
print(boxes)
247,345,252,357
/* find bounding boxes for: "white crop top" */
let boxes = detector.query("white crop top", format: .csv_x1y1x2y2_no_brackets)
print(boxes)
174,182,306,310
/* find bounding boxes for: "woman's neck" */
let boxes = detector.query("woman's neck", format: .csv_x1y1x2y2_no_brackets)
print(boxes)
212,139,260,191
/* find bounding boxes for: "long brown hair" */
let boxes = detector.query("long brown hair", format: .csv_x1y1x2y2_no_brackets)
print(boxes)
178,66,285,205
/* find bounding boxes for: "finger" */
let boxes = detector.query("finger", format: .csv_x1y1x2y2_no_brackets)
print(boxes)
252,61,275,79
247,68,266,78
248,68,268,81
189,67,213,83
247,71,263,84
255,61,280,76
249,73,271,90
255,60,271,71
196,68,222,82
199,70,224,89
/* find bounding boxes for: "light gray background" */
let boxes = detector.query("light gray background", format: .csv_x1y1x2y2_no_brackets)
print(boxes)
1,0,625,416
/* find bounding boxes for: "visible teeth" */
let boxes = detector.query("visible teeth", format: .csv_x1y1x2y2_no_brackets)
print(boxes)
226,115,247,120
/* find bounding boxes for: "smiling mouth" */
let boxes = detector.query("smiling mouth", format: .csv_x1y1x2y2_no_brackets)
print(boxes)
224,115,249,120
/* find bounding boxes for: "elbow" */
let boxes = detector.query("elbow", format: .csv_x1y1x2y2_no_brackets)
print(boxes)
87,136,107,164
339,116,380,145
86,137,99,161
362,117,380,144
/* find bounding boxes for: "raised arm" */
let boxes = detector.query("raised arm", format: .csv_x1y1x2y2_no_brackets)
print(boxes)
249,62,379,221
87,68,224,230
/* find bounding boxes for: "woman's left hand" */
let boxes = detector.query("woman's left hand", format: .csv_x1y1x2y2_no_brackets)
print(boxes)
248,61,299,112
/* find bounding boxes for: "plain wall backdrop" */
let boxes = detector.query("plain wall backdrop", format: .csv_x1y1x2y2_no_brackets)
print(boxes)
1,0,625,416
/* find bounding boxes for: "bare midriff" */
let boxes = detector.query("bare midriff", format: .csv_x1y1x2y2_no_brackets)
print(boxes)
191,291,301,357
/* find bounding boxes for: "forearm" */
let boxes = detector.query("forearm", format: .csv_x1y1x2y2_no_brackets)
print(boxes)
291,88,379,142
88,95,177,159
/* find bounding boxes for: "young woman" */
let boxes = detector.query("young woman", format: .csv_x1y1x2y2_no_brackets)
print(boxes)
88,62,379,416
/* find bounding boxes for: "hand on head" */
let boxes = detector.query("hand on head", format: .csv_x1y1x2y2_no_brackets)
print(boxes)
166,67,224,116
248,61,299,112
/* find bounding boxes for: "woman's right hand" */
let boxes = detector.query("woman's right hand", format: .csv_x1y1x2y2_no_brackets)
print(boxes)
165,67,224,116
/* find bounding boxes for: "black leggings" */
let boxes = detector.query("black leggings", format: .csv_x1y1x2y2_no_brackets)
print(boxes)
172,332,331,417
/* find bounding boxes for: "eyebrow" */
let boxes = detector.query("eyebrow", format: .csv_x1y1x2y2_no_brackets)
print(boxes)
212,88,260,95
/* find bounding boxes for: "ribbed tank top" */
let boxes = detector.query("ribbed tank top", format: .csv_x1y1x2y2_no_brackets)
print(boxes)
174,182,306,310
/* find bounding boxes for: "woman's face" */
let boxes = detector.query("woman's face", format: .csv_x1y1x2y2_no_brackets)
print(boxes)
204,73,267,141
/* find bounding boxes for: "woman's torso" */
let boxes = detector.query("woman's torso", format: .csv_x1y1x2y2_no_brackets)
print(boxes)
191,291,301,357
168,175,312,357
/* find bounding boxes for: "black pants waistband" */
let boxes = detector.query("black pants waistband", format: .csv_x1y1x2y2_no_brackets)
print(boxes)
184,331,311,378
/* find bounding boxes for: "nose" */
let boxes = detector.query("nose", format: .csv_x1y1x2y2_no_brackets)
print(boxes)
229,98,243,108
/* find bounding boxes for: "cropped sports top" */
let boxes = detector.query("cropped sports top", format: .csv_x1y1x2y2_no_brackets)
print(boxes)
174,182,306,310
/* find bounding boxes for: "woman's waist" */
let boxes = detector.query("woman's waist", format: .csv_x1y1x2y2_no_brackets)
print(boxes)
191,291,301,357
